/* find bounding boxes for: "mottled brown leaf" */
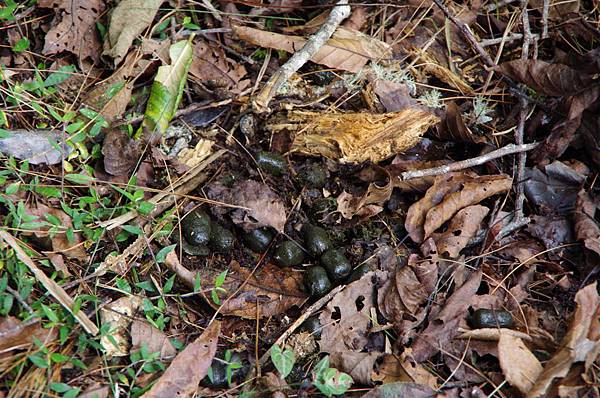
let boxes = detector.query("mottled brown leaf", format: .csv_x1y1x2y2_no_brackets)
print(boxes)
412,270,482,362
360,382,436,398
371,351,438,388
423,175,511,240
142,321,220,398
0,317,56,352
336,182,392,220
574,190,600,257
207,180,286,232
497,60,596,97
431,205,489,258
320,272,385,384
405,172,476,243
527,283,599,398
102,129,142,176
189,39,250,93
131,320,177,359
39,0,105,63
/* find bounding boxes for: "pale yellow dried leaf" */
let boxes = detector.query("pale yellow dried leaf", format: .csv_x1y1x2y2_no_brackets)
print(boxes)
290,109,439,163
498,332,543,395
233,26,391,73
178,139,214,168
100,296,142,357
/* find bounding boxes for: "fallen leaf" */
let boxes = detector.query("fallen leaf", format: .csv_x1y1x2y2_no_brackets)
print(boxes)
497,60,596,97
431,205,489,258
233,26,391,73
411,270,482,362
0,130,72,165
528,283,600,397
39,0,105,63
457,328,533,341
103,0,163,64
319,271,384,384
574,190,600,257
100,296,142,357
527,215,574,260
439,101,486,144
336,183,391,220
79,384,110,398
498,332,543,394
0,317,56,353
372,351,438,388
531,86,600,164
26,203,87,260
288,109,440,164
207,179,287,233
84,52,151,123
102,129,142,176
142,39,194,138
370,78,418,112
142,321,220,398
189,39,250,93
524,160,587,214
360,382,436,398
423,175,511,240
410,49,474,95
405,172,477,243
178,139,214,168
131,320,177,359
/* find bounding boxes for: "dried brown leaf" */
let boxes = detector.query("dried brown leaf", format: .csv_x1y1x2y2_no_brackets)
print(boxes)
233,26,391,73
142,321,220,398
131,320,177,359
411,270,482,362
207,180,286,232
103,0,163,64
289,109,439,163
371,351,438,388
497,60,596,97
336,182,391,220
360,382,436,398
189,39,250,93
431,205,489,258
319,272,384,384
100,296,142,357
0,317,56,353
423,175,512,240
102,129,142,176
498,332,543,394
405,172,476,243
371,79,418,112
439,102,486,144
573,190,600,256
527,283,600,398
200,262,307,319
39,0,105,63
531,86,600,164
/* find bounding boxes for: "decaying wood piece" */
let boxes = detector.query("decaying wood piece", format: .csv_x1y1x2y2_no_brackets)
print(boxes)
277,109,439,163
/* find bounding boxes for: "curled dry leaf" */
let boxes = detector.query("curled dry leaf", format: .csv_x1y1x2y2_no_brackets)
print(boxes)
527,283,600,398
405,172,476,243
336,182,391,220
233,26,391,73
39,0,105,63
319,272,385,384
100,296,142,357
142,321,220,398
0,317,56,353
409,49,474,95
423,174,511,241
207,179,287,232
496,60,596,97
431,205,489,259
439,101,486,144
411,270,482,362
103,0,163,64
574,190,600,256
288,109,439,164
498,331,543,395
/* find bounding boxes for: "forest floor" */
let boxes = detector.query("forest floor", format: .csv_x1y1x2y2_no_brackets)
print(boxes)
0,0,599,397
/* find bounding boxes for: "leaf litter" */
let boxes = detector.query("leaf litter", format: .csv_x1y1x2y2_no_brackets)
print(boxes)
2,0,600,397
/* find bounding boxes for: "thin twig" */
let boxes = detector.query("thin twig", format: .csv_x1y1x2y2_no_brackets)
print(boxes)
432,0,495,68
400,143,539,180
480,33,538,47
541,0,549,39
252,0,351,113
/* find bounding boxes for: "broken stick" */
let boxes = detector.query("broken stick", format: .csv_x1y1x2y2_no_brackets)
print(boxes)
252,0,351,113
